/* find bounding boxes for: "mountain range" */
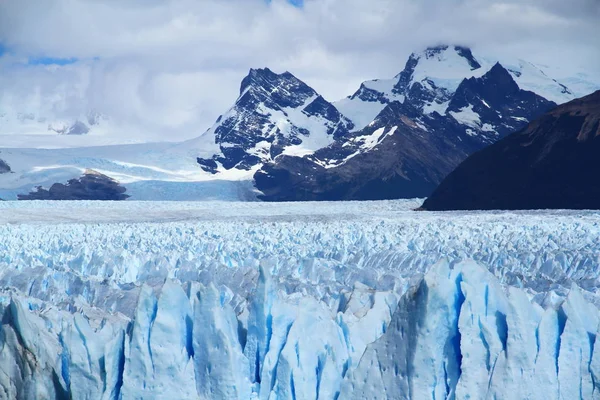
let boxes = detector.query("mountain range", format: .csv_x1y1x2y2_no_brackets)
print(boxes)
1,45,598,201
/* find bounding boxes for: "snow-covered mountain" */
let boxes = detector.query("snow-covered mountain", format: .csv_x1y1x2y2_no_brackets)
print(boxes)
333,44,593,142
199,46,598,201
195,68,353,173
335,45,583,131
0,45,599,201
335,45,483,130
255,49,558,201
2,201,600,398
0,109,109,140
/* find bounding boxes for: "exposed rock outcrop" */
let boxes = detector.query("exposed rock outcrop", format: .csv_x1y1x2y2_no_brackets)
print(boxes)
18,170,129,201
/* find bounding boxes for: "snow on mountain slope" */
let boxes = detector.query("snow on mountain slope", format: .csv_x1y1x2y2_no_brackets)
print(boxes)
334,78,401,131
1,201,600,399
475,54,597,105
492,56,600,104
334,46,487,130
336,45,599,131
405,45,485,93
501,59,574,104
195,68,353,173
555,72,600,99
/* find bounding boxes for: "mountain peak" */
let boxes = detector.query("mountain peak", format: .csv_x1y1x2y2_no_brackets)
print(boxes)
246,67,295,80
422,44,449,58
247,67,274,77
197,67,351,172
390,44,486,107
238,68,314,102
482,62,518,87
417,45,481,70
240,67,278,94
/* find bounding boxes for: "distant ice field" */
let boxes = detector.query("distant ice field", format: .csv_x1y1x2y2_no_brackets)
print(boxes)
1,199,599,316
0,198,598,223
0,199,425,224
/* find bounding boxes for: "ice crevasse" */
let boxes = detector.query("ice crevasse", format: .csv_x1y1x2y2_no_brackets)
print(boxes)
1,260,600,400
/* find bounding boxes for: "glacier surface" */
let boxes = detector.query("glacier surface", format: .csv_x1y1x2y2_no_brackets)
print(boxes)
1,200,600,399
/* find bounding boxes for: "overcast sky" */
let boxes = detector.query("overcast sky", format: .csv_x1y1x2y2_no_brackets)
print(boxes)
0,0,599,142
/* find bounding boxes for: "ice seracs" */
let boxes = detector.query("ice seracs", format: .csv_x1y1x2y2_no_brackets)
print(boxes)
0,264,399,400
2,256,600,399
342,260,600,400
2,202,600,398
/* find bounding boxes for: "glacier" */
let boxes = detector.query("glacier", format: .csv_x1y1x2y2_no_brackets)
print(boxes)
1,200,600,399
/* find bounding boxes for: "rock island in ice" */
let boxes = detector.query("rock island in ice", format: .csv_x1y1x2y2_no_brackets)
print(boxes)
1,200,600,399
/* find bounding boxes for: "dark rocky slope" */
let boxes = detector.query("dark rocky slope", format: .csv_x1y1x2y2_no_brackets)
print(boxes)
18,170,129,200
0,159,10,174
255,101,471,200
422,90,600,210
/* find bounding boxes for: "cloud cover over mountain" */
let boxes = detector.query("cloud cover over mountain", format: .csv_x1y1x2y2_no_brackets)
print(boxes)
0,0,598,144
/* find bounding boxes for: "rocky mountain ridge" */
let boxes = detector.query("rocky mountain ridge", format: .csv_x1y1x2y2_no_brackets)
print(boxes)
253,47,558,200
422,90,600,210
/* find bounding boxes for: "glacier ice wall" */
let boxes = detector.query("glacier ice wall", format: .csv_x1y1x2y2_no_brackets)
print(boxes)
0,266,398,400
342,260,600,400
1,202,600,398
1,261,600,399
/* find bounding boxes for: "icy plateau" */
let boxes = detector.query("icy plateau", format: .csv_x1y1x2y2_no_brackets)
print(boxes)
1,200,600,399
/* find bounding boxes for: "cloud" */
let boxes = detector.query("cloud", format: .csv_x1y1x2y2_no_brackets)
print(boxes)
0,0,598,143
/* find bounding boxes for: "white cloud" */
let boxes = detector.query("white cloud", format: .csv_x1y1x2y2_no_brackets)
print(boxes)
0,0,598,144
